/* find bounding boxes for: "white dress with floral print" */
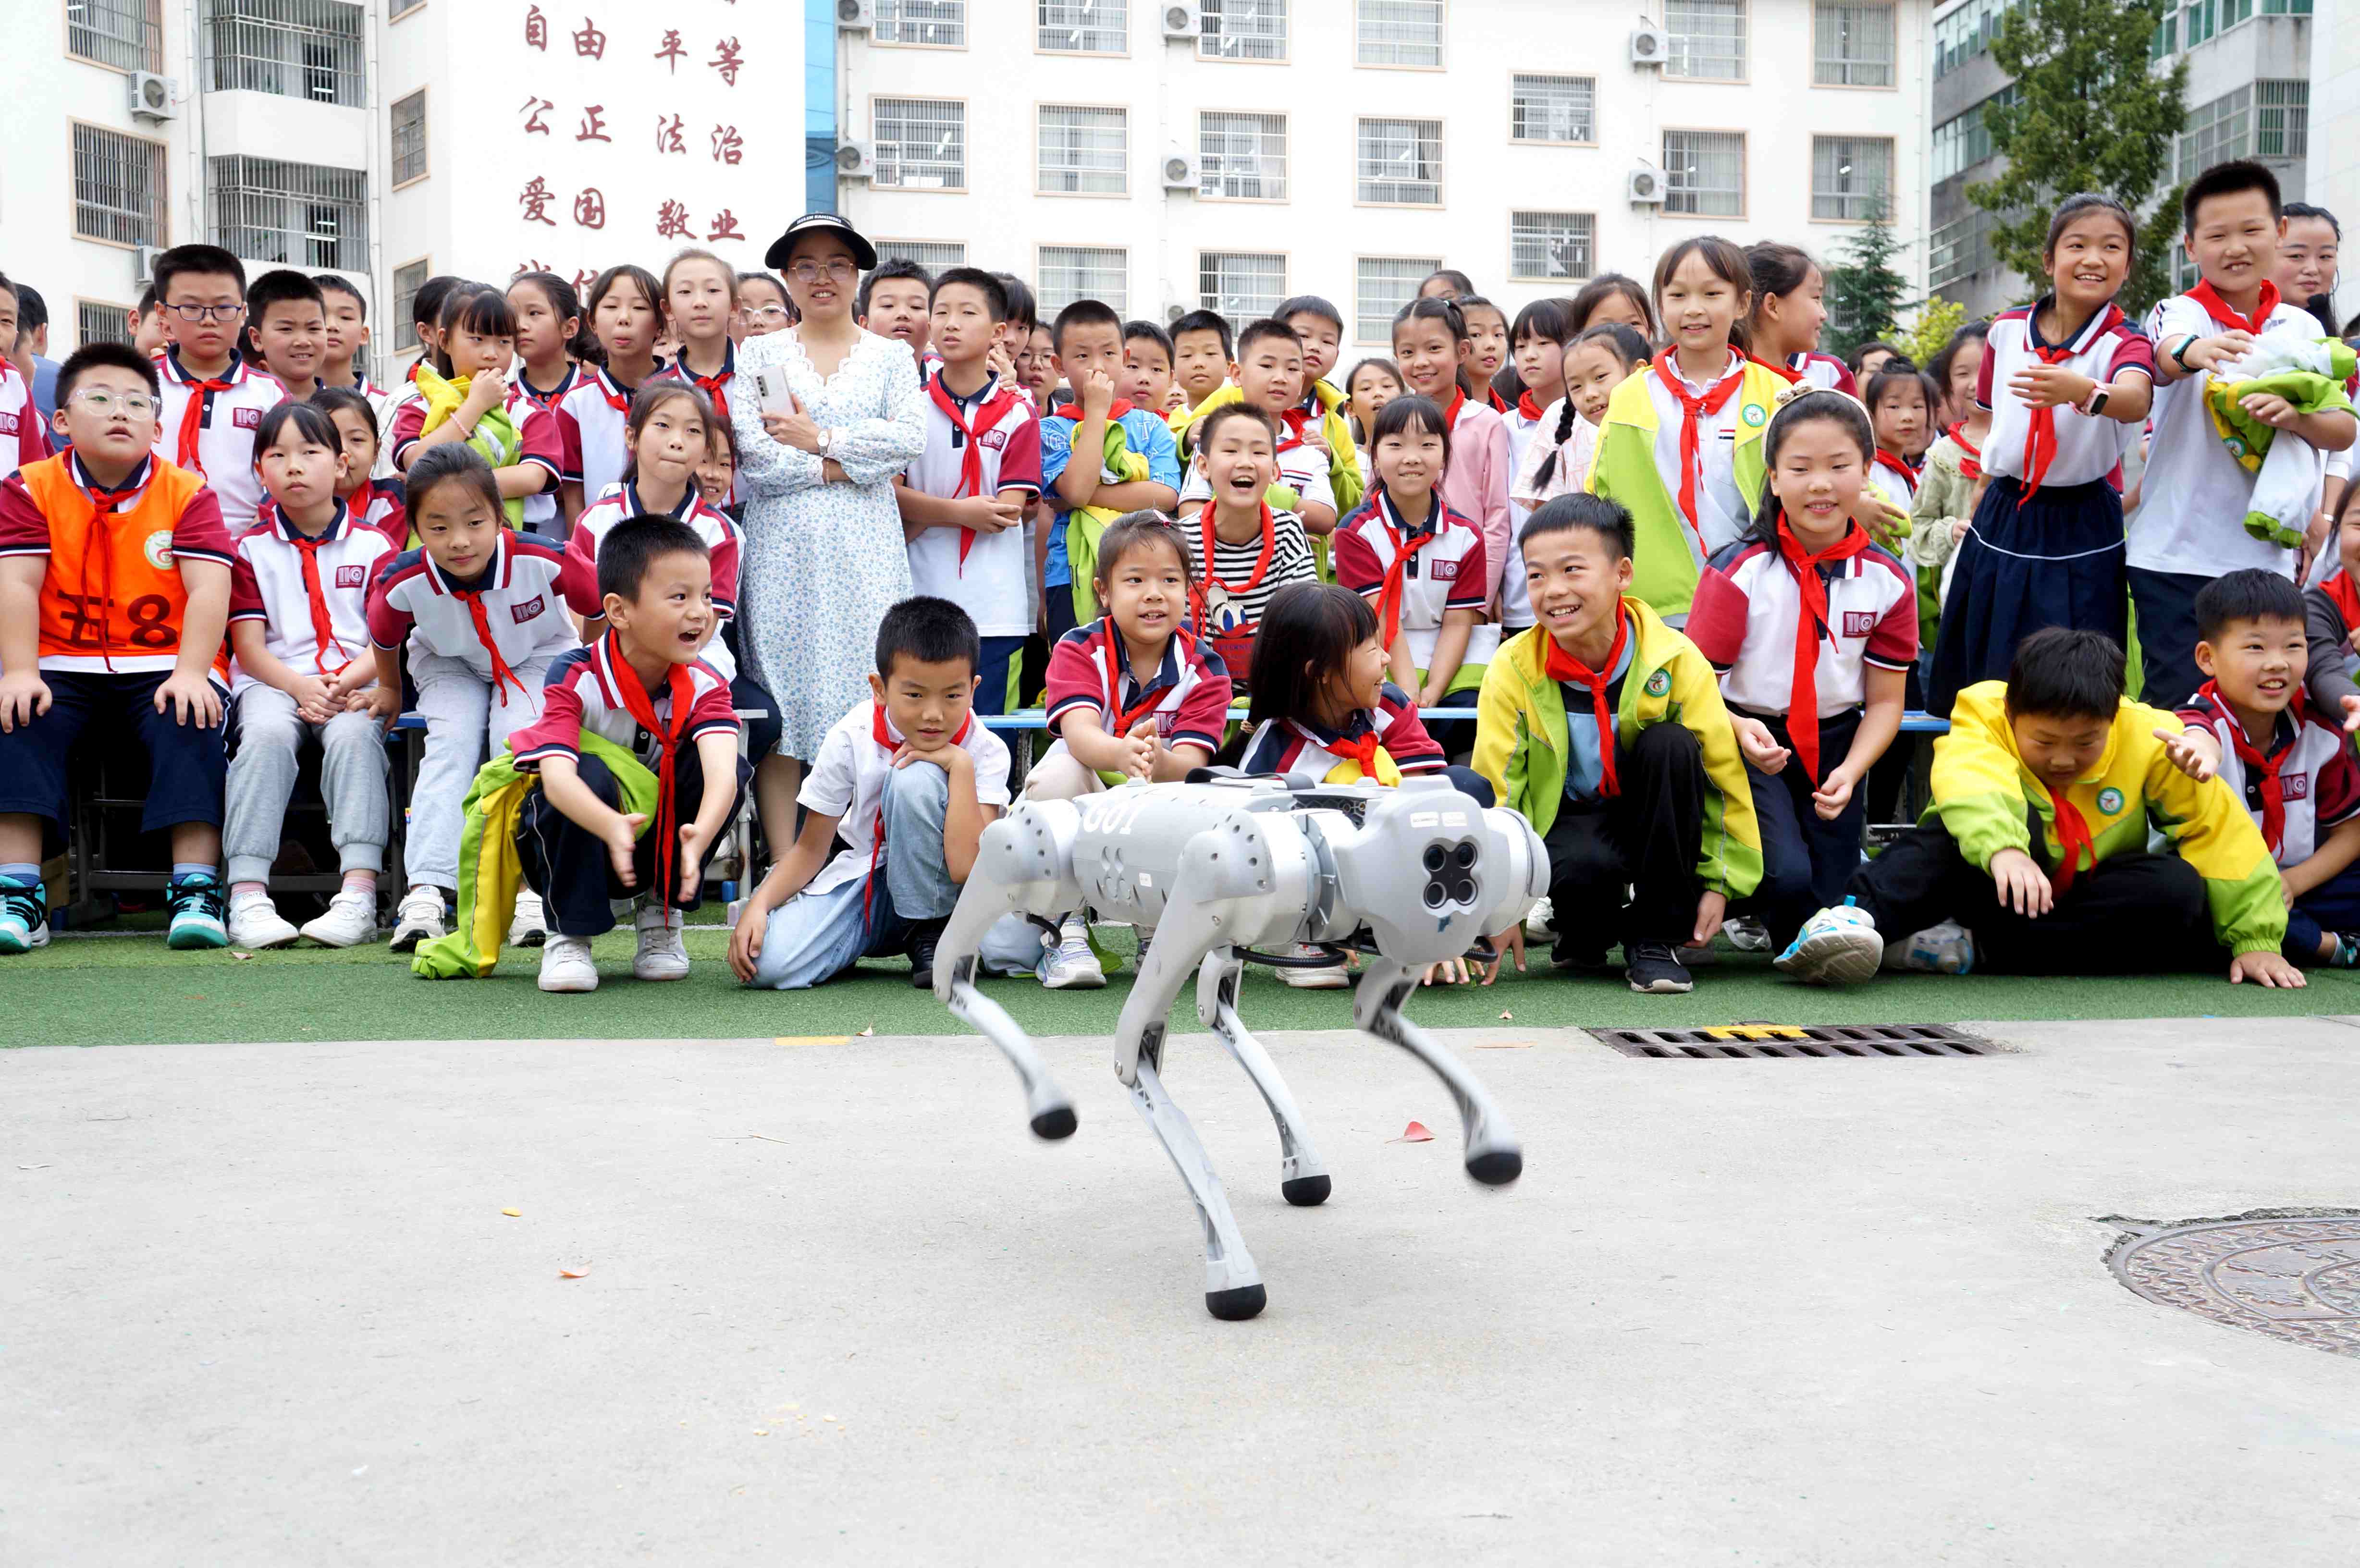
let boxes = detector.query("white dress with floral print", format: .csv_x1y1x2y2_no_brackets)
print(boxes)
729,327,928,760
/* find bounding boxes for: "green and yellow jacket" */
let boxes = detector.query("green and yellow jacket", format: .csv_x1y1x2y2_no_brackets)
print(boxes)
1584,361,1781,619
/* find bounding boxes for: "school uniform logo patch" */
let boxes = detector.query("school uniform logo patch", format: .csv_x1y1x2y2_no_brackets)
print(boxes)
1741,404,1768,427
1842,611,1877,638
509,595,546,624
234,407,263,430
0,413,16,436
1644,669,1671,697
979,429,1008,451
335,564,367,589
2096,787,2125,814
2283,773,2311,800
1428,558,1461,581
142,531,175,570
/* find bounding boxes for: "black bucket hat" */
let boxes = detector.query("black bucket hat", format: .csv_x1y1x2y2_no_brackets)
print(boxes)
765,212,880,271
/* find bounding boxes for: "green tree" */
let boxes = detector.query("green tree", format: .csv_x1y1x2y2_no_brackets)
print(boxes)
1902,297,1968,369
1824,196,1910,361
1967,0,2188,314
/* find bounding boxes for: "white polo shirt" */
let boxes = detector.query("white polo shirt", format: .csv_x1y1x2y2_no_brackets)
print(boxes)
1332,491,1497,672
904,371,1044,638
1977,301,2151,493
366,526,583,677
1865,452,1920,516
507,634,740,771
1642,352,1752,562
151,350,288,530
565,481,744,679
795,700,1012,897
225,502,400,696
1687,534,1919,717
0,359,52,473
554,366,648,519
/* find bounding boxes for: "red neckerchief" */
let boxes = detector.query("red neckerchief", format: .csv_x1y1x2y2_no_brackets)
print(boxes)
2186,278,2282,338
1540,605,1631,798
1775,517,1871,784
680,344,734,429
865,701,974,922
1872,450,1918,493
2325,569,2360,634
519,364,579,409
927,370,1023,573
1744,350,1804,385
167,355,237,476
2047,786,2095,896
447,540,529,706
1275,406,1311,454
1438,385,1468,431
1193,500,1277,630
1369,489,1446,649
286,505,355,675
1322,725,1386,778
608,633,695,911
1516,389,1547,421
2194,679,2297,855
1098,622,1186,737
1947,422,1983,481
75,477,124,671
1654,355,1745,548
592,368,632,415
2016,300,2123,503
1483,385,1509,414
1053,398,1136,423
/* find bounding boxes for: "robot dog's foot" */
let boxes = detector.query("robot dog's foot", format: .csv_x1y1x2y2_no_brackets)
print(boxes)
1281,1174,1332,1207
1207,1282,1267,1320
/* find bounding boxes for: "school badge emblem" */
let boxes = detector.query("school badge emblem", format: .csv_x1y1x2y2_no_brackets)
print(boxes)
142,531,175,570
2096,787,2124,814
1741,404,1767,427
1644,668,1671,697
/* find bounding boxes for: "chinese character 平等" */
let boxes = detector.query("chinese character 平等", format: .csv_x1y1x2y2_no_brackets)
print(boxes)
656,114,685,155
574,187,607,230
711,124,743,165
576,103,610,143
520,96,553,135
708,36,742,86
519,177,559,227
572,14,606,58
656,200,695,240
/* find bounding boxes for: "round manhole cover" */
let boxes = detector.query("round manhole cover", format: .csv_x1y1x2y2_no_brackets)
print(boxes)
2108,1213,2360,1359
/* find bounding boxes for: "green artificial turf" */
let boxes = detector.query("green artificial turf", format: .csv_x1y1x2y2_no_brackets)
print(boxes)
6,923,2356,1049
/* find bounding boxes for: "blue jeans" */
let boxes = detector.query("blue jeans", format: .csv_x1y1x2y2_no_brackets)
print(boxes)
2286,858,2360,962
746,761,961,989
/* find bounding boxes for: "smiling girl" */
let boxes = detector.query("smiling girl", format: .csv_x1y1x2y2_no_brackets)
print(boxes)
1744,243,1856,394
1389,296,1514,610
390,287,564,535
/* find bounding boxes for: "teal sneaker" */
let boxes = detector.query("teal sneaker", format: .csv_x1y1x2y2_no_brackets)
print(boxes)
165,872,229,950
0,874,49,954
1773,898,1884,986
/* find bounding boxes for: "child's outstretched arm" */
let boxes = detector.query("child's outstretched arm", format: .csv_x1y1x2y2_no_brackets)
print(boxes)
727,806,843,983
1056,709,1155,780
2144,729,2298,983
674,729,743,905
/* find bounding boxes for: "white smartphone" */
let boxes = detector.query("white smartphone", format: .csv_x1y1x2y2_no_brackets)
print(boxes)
755,369,794,416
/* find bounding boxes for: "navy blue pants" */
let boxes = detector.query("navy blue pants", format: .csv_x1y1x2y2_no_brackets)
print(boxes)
1738,708,1867,946
2127,566,2207,712
0,670,227,857
2286,858,2360,962
516,747,750,938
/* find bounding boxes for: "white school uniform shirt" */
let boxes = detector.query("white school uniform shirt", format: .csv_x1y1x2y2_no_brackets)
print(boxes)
795,700,1012,897
1332,491,1499,673
2133,290,2325,580
366,526,583,679
553,366,644,519
903,370,1045,639
1687,535,1919,717
0,359,52,473
1179,427,1338,521
507,636,740,772
1643,352,1753,561
566,481,744,678
224,502,400,697
1864,452,1920,516
1976,300,2150,495
1788,352,1856,393
1504,402,1546,481
151,350,288,530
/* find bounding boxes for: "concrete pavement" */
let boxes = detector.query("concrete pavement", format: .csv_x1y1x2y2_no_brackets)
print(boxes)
6,1015,2360,1564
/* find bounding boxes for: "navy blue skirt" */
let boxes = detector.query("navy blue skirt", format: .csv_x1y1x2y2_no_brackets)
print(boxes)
1927,475,2126,714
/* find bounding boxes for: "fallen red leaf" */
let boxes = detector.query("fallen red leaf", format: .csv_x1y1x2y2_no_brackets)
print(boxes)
1396,1121,1435,1142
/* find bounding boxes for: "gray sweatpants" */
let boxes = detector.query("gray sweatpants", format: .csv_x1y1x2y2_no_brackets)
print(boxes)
406,649,552,890
223,685,392,886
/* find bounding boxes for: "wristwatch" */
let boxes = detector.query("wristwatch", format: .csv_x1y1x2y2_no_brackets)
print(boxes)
2080,384,2112,418
817,427,835,458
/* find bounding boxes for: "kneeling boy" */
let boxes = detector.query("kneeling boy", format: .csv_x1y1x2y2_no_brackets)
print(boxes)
1778,626,2301,987
729,596,1010,991
505,517,747,993
1473,495,1762,994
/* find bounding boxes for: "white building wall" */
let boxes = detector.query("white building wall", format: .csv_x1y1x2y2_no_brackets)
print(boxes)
840,0,1930,348
2309,0,2360,324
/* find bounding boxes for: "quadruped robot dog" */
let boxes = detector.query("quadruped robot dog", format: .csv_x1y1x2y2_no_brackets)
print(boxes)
932,772,1547,1319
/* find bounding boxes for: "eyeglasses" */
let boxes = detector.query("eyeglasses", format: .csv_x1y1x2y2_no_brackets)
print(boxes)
70,389,157,416
739,304,792,324
163,302,247,323
786,260,858,284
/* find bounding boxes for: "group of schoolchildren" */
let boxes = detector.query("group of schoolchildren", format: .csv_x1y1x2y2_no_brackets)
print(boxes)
3,157,2358,1003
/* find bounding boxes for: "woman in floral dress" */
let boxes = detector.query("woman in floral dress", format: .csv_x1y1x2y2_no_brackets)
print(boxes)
730,214,928,845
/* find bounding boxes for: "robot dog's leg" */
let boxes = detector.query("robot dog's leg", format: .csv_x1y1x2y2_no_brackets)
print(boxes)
1198,949,1331,1207
934,805,1087,1140
1127,1049,1266,1321
1353,957,1523,1187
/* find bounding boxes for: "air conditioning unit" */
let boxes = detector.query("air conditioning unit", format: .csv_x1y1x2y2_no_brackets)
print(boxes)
1161,150,1200,193
133,245,167,287
836,0,874,30
1627,164,1666,205
1164,302,1190,324
1628,24,1669,67
836,140,877,181
1162,3,1200,41
127,71,178,122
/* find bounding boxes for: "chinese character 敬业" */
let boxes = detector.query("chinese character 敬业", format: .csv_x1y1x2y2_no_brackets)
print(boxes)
656,200,695,240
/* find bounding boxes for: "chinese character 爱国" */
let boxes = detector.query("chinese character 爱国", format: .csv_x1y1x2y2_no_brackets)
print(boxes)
574,187,607,229
519,176,559,226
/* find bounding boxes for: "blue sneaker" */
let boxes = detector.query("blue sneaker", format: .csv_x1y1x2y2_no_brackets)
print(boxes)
1773,899,1883,986
0,874,49,954
165,872,228,950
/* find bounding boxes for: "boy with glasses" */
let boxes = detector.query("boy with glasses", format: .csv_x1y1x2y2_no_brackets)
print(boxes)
150,245,289,530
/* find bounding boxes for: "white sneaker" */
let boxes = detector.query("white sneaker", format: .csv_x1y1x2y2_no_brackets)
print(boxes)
389,888,446,952
1722,915,1772,952
1040,916,1106,990
538,933,599,992
1773,899,1885,986
1523,896,1556,942
226,890,301,950
300,888,378,947
1883,919,1975,975
508,889,549,948
632,903,691,981
1280,943,1351,988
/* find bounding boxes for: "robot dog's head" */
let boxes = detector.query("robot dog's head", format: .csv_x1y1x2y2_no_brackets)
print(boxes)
1328,778,1547,967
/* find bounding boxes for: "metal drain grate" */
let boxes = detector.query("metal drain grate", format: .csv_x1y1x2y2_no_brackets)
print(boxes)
1595,1023,1994,1058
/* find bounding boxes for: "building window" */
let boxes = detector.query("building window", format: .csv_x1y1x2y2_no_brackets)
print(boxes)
2256,79,2309,159
1934,0,2020,79
1510,75,1595,144
209,155,368,270
388,0,421,14
2179,86,2250,181
72,124,168,248
390,89,427,187
2183,0,2215,47
1037,247,1127,317
1038,0,1125,54
68,0,165,72
1038,106,1127,196
2222,0,2253,24
1356,257,1440,342
1356,0,1441,66
391,257,428,353
1357,118,1441,205
1661,129,1744,217
873,241,967,274
1813,1,1894,86
206,0,368,108
1931,84,2016,183
1666,0,1746,79
1811,136,1892,221
1200,253,1286,319
1201,0,1286,60
1509,212,1595,281
76,300,135,349
1199,111,1286,199
2261,0,2314,12
2150,10,2176,57
2172,238,2199,293
1929,209,1992,292
873,98,965,189
874,0,965,46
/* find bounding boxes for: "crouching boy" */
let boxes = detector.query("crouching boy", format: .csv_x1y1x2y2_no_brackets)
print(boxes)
729,596,1010,991
1778,626,2302,987
505,517,748,992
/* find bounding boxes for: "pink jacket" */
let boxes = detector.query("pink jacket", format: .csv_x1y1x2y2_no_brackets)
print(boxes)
1439,399,1515,604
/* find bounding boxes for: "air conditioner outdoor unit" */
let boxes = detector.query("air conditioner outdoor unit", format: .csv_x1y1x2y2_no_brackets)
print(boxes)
1163,3,1200,41
1628,24,1669,67
1165,302,1191,324
1627,164,1666,205
133,245,166,287
836,0,874,30
1162,151,1200,192
127,72,178,122
836,140,877,181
